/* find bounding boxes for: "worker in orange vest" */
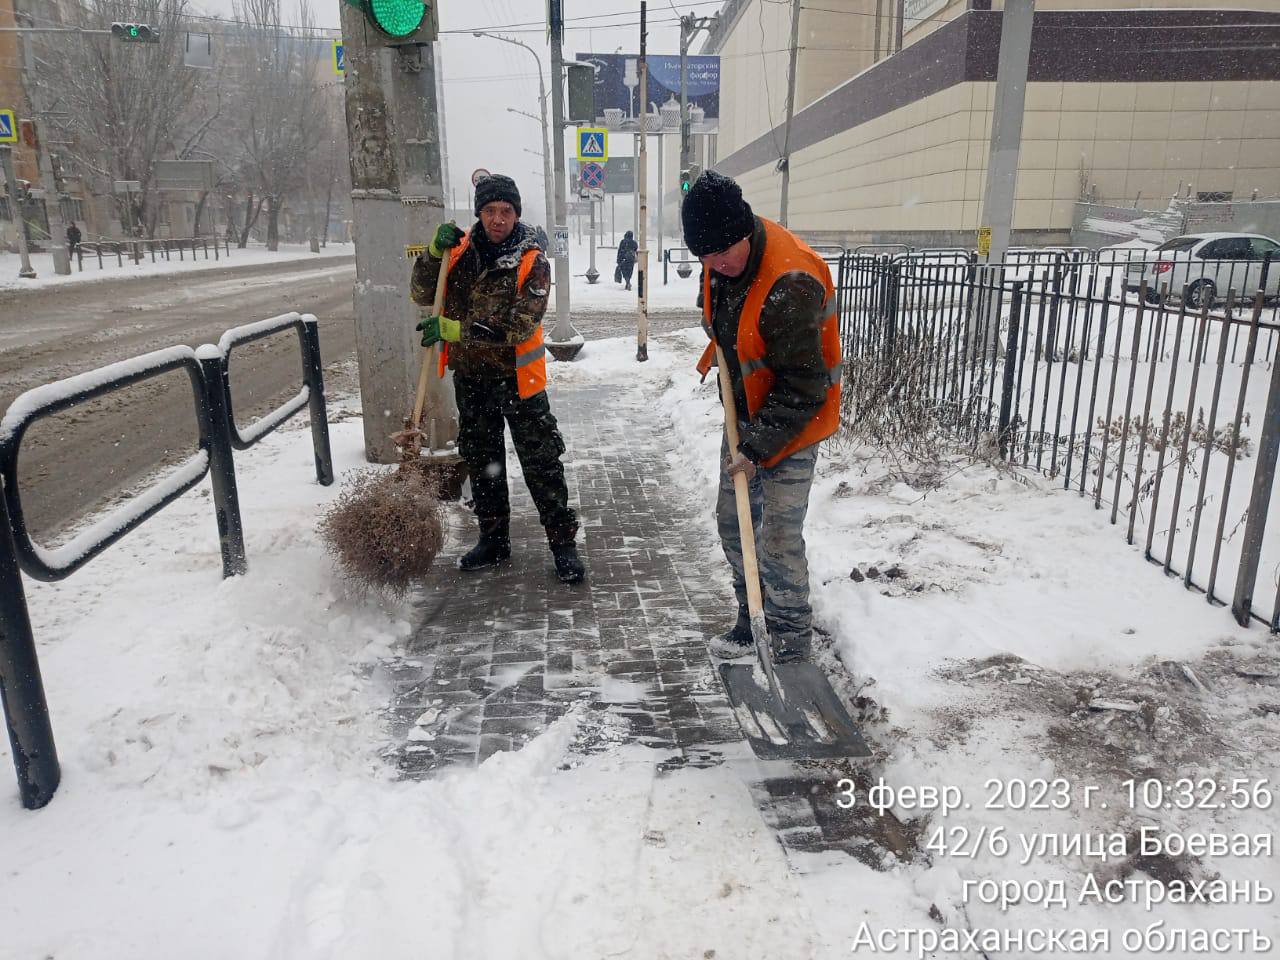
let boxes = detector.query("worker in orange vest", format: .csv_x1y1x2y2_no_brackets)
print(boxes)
683,171,842,662
412,175,584,583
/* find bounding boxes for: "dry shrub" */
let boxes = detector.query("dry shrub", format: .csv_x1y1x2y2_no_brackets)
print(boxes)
838,336,982,487
318,468,445,597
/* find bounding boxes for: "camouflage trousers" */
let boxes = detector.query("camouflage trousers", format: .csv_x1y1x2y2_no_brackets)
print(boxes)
454,375,578,545
716,432,819,658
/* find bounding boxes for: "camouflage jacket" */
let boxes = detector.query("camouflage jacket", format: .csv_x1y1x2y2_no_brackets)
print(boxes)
410,221,551,379
707,217,829,465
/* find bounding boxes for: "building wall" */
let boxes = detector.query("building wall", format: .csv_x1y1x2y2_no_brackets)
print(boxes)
707,6,1280,245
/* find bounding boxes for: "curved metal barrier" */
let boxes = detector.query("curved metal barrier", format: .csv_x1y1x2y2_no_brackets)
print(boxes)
0,312,333,810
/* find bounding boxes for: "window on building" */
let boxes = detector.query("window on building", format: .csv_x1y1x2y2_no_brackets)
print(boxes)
60,197,85,222
0,196,10,222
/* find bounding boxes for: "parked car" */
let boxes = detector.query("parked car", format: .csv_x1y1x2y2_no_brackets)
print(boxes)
1123,233,1280,307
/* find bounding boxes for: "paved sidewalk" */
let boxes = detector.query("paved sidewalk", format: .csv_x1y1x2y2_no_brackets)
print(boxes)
383,353,904,866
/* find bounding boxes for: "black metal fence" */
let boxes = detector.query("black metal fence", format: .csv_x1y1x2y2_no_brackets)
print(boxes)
75,237,233,271
0,312,333,810
837,250,1280,639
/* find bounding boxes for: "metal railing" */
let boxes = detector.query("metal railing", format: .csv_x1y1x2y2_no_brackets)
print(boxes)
838,251,1280,638
662,246,698,284
0,312,332,810
74,237,232,271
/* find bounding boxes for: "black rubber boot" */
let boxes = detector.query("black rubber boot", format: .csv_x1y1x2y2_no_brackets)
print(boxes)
459,517,511,572
708,606,753,659
550,540,586,583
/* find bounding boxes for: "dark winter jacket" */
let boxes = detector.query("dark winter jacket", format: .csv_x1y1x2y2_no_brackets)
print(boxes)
410,220,551,379
706,216,829,465
616,232,638,266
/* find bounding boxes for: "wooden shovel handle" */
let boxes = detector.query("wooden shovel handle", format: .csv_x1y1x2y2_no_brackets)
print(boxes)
409,244,452,433
715,344,766,620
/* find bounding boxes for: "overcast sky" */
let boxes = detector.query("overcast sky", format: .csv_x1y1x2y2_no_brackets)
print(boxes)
192,0,724,227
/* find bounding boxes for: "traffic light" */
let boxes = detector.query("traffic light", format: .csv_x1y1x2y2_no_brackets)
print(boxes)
359,0,438,42
110,22,159,42
680,164,702,196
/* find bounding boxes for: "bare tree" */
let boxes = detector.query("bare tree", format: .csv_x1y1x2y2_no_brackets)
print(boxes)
225,0,325,250
33,0,209,236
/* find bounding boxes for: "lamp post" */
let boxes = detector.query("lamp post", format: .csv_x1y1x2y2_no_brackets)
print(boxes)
507,106,555,233
474,29,577,353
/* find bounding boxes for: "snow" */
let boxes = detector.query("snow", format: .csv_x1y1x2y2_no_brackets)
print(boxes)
1,320,1277,957
0,243,353,292
33,450,209,574
559,237,703,313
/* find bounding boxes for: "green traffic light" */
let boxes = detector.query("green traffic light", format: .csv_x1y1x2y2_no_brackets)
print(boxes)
369,0,426,37
128,24,139,36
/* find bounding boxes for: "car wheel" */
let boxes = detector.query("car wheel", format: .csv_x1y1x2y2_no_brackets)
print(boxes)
1143,285,1165,305
1185,279,1216,310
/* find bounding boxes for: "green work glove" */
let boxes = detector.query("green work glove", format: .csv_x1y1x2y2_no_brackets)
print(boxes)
427,222,465,258
416,315,461,347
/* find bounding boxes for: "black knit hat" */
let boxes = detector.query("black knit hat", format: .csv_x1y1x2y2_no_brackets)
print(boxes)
681,170,754,256
474,174,522,217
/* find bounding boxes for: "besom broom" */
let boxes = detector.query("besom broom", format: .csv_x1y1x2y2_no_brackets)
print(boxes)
318,245,464,595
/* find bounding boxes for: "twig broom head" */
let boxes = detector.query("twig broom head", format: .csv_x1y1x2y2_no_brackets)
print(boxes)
317,467,445,598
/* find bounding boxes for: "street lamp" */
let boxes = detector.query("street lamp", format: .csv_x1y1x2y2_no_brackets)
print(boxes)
474,28,578,353
475,33,555,256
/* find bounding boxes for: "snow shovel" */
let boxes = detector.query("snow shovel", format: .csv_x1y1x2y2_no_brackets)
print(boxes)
390,237,467,500
713,344,870,762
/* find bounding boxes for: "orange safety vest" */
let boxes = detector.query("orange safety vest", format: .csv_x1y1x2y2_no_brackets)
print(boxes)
695,217,843,468
436,232,548,399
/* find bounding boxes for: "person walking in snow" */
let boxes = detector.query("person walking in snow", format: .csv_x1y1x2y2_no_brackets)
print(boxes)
681,171,842,662
410,174,585,584
615,230,637,290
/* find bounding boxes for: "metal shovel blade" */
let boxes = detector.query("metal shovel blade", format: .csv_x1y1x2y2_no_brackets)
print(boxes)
719,662,871,761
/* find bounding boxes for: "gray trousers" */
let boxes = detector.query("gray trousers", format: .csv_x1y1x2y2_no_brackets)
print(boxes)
716,432,818,657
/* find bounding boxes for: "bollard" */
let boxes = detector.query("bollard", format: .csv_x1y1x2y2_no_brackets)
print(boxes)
0,485,61,809
300,316,334,486
196,347,248,577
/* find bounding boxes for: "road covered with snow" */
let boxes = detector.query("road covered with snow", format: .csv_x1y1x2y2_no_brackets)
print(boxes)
0,320,1275,958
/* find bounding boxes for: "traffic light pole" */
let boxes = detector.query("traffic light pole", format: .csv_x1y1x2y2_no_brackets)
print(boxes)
546,0,580,350
339,12,457,463
636,2,649,363
679,14,715,198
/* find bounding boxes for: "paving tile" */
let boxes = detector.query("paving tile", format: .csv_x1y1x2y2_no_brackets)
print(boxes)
379,373,879,862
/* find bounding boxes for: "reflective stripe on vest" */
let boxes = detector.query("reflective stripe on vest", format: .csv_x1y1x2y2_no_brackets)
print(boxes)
435,231,548,398
694,217,843,468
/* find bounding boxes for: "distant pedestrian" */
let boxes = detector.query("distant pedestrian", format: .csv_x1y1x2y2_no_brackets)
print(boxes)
65,222,82,258
682,171,842,663
410,174,585,584
616,230,637,290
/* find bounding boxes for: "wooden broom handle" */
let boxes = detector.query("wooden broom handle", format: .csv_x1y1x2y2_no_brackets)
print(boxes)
409,247,452,432
715,344,766,620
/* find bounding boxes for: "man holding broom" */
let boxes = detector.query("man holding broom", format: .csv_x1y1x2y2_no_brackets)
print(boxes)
682,171,842,662
410,174,585,584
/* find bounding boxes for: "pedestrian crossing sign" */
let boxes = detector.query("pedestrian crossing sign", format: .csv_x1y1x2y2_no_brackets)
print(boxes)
332,41,345,75
0,110,16,145
576,127,608,162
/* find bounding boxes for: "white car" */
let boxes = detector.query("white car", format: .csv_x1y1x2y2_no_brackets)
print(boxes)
1123,233,1280,307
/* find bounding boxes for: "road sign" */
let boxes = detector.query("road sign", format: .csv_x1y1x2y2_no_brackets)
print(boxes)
333,41,345,74
580,161,605,190
0,110,15,145
576,127,607,162
471,168,491,187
